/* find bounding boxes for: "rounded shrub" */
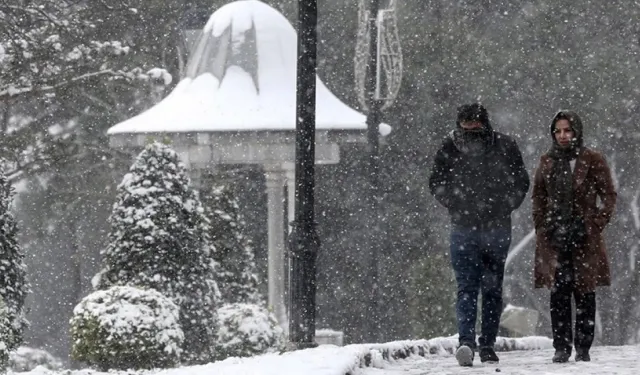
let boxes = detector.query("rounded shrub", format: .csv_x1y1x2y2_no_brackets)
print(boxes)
215,303,285,360
70,286,183,370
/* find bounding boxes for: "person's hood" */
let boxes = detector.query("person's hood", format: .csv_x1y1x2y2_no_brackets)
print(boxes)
550,110,583,147
456,103,494,133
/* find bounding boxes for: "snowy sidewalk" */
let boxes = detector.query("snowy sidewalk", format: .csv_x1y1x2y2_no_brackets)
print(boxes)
364,345,640,375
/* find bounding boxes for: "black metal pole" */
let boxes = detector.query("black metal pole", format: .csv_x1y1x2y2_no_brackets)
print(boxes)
365,0,382,343
288,0,320,348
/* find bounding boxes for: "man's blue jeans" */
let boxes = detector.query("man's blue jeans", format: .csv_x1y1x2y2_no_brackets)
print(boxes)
450,225,511,348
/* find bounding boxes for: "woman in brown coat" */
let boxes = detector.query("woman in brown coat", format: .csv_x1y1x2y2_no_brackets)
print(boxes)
532,110,616,363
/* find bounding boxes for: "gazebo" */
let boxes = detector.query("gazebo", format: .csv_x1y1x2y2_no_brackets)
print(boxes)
107,0,390,332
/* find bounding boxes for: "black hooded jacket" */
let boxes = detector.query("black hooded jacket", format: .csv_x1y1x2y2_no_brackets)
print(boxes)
429,120,530,228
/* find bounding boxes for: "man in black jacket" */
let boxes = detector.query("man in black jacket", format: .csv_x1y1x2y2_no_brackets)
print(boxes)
429,103,529,367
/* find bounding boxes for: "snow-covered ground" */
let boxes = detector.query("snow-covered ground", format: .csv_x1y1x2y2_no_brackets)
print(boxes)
13,337,638,375
364,345,640,375
12,336,550,375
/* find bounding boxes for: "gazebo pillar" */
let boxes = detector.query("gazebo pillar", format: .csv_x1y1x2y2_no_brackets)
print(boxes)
183,158,203,189
284,163,296,234
264,165,288,332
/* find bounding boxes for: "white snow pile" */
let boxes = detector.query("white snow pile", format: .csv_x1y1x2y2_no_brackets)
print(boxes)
8,335,551,375
364,335,553,360
144,68,173,86
8,347,63,372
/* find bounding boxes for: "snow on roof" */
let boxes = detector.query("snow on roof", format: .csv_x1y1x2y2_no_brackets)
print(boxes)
108,0,391,136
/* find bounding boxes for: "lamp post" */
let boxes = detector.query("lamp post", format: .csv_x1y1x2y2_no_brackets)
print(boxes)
288,0,320,348
364,0,383,343
355,0,403,343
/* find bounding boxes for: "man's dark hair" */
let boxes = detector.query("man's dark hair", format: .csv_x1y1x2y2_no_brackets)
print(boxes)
457,103,489,127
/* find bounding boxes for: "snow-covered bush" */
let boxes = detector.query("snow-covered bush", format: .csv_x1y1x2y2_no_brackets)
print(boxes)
93,142,220,364
215,303,285,360
70,286,183,371
8,347,63,372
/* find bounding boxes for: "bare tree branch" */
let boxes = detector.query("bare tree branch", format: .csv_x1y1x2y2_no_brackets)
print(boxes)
0,69,139,100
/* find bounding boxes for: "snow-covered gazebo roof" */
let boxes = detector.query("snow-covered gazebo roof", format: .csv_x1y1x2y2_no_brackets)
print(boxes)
107,0,390,136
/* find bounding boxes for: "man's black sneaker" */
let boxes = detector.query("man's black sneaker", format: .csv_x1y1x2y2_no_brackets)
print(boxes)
455,344,474,367
552,349,571,363
479,347,499,363
575,349,591,362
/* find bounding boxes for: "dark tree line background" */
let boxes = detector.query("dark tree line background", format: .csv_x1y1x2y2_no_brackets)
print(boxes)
2,0,640,362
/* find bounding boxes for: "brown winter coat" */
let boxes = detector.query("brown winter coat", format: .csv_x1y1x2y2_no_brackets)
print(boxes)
532,147,617,293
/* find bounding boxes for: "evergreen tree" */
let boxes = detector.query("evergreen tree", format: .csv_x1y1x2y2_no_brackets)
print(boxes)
0,165,29,352
93,142,219,364
200,182,261,305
